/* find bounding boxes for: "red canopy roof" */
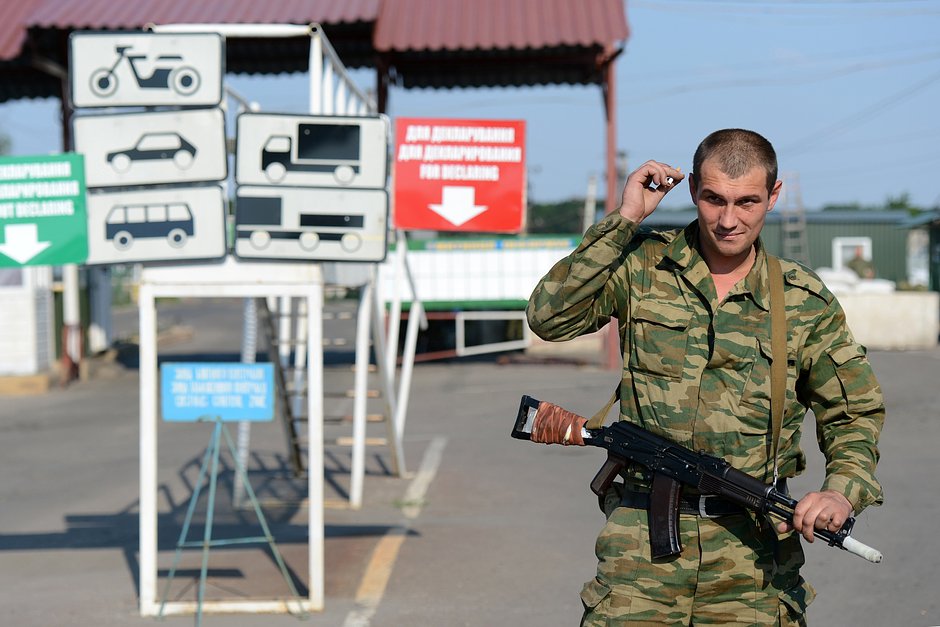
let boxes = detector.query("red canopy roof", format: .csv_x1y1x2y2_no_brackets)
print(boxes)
25,0,380,30
375,0,627,52
0,0,629,100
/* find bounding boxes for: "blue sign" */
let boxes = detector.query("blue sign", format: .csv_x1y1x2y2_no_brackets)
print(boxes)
160,362,275,422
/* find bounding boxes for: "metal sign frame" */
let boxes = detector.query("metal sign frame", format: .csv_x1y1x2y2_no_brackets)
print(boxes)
137,258,325,616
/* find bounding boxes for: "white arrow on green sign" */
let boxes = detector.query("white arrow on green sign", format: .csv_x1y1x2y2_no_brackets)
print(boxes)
0,153,88,267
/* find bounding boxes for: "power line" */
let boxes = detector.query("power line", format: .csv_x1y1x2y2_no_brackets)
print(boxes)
619,51,940,104
796,126,940,153
621,42,940,84
780,67,940,155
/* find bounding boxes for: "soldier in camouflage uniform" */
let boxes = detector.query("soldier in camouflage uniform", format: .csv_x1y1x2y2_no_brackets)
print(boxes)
526,129,884,626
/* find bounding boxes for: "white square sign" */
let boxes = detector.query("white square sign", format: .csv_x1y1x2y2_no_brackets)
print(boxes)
74,108,227,188
85,185,227,265
70,32,224,108
234,186,388,262
235,113,388,189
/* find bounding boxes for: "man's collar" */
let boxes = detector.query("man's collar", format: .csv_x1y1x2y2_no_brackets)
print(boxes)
743,243,771,312
662,221,700,269
663,220,771,311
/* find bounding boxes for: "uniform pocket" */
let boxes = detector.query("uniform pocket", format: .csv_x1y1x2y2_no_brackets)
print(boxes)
829,343,882,413
777,577,815,627
580,577,612,612
580,577,615,626
629,300,692,380
775,531,814,627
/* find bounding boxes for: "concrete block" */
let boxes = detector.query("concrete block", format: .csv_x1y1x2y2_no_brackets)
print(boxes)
837,291,939,350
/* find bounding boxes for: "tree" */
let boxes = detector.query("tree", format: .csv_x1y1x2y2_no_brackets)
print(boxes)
527,199,585,234
884,192,923,215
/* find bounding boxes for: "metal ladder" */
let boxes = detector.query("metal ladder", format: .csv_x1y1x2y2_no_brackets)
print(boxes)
257,287,403,507
257,296,307,477
779,172,811,266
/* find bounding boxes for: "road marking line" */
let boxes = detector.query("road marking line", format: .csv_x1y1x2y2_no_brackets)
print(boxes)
342,436,447,627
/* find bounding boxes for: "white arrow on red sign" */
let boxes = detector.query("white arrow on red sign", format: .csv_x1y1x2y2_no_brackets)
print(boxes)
428,186,488,227
0,223,51,264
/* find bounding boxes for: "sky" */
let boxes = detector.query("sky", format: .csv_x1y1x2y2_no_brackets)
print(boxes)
1,0,939,212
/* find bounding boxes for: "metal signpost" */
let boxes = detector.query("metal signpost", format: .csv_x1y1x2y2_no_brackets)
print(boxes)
138,258,325,617
71,31,228,268
233,113,390,264
0,153,88,267
61,24,422,617
157,363,306,626
234,107,405,512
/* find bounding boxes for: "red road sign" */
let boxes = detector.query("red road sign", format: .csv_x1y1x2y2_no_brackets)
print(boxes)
393,118,526,233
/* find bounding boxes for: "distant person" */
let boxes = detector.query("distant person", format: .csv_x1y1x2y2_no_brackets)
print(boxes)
526,128,884,625
847,247,875,279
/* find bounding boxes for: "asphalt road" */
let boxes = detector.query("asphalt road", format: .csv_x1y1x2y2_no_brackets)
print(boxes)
0,298,937,626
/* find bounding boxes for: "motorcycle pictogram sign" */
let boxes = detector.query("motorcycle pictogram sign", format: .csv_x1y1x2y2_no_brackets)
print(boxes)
89,45,201,98
70,32,223,108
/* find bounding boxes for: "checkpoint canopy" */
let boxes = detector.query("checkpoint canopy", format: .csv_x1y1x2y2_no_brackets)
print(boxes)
0,153,88,267
393,117,526,233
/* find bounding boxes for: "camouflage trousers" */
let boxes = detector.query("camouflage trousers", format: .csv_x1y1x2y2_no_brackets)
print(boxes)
580,497,815,626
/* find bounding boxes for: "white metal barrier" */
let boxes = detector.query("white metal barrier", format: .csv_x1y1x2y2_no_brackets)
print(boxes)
137,259,325,615
139,22,416,615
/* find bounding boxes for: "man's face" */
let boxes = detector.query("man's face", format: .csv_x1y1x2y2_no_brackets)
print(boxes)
689,159,782,266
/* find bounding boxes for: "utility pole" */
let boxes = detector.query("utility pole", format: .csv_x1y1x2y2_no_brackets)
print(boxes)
583,174,598,233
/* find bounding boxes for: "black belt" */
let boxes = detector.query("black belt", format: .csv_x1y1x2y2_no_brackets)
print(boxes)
619,490,745,519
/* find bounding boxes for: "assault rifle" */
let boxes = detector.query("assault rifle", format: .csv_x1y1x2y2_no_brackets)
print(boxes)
512,395,882,564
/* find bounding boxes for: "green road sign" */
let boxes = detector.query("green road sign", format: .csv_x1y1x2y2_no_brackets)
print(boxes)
0,153,88,267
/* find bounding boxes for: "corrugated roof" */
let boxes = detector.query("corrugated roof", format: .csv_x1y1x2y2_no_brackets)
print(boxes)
26,0,381,30
0,0,45,60
0,0,630,100
374,0,628,52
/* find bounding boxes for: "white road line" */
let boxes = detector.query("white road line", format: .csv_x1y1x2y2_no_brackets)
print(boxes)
342,436,448,627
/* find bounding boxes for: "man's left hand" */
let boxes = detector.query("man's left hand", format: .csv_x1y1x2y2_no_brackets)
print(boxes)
776,490,853,542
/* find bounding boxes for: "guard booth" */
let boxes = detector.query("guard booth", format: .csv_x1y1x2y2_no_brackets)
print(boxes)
0,267,55,378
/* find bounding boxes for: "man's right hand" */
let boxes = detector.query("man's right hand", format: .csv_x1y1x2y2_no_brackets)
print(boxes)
618,160,685,223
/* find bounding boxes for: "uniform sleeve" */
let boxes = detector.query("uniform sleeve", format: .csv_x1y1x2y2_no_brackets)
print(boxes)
799,298,885,513
526,213,638,341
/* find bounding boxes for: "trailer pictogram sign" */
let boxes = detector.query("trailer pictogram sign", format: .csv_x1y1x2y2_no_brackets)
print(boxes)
393,118,526,233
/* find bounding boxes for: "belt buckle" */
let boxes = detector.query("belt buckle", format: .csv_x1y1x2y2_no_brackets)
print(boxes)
698,495,719,519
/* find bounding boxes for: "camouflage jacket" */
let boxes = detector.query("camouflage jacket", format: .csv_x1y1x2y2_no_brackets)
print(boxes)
527,214,884,512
